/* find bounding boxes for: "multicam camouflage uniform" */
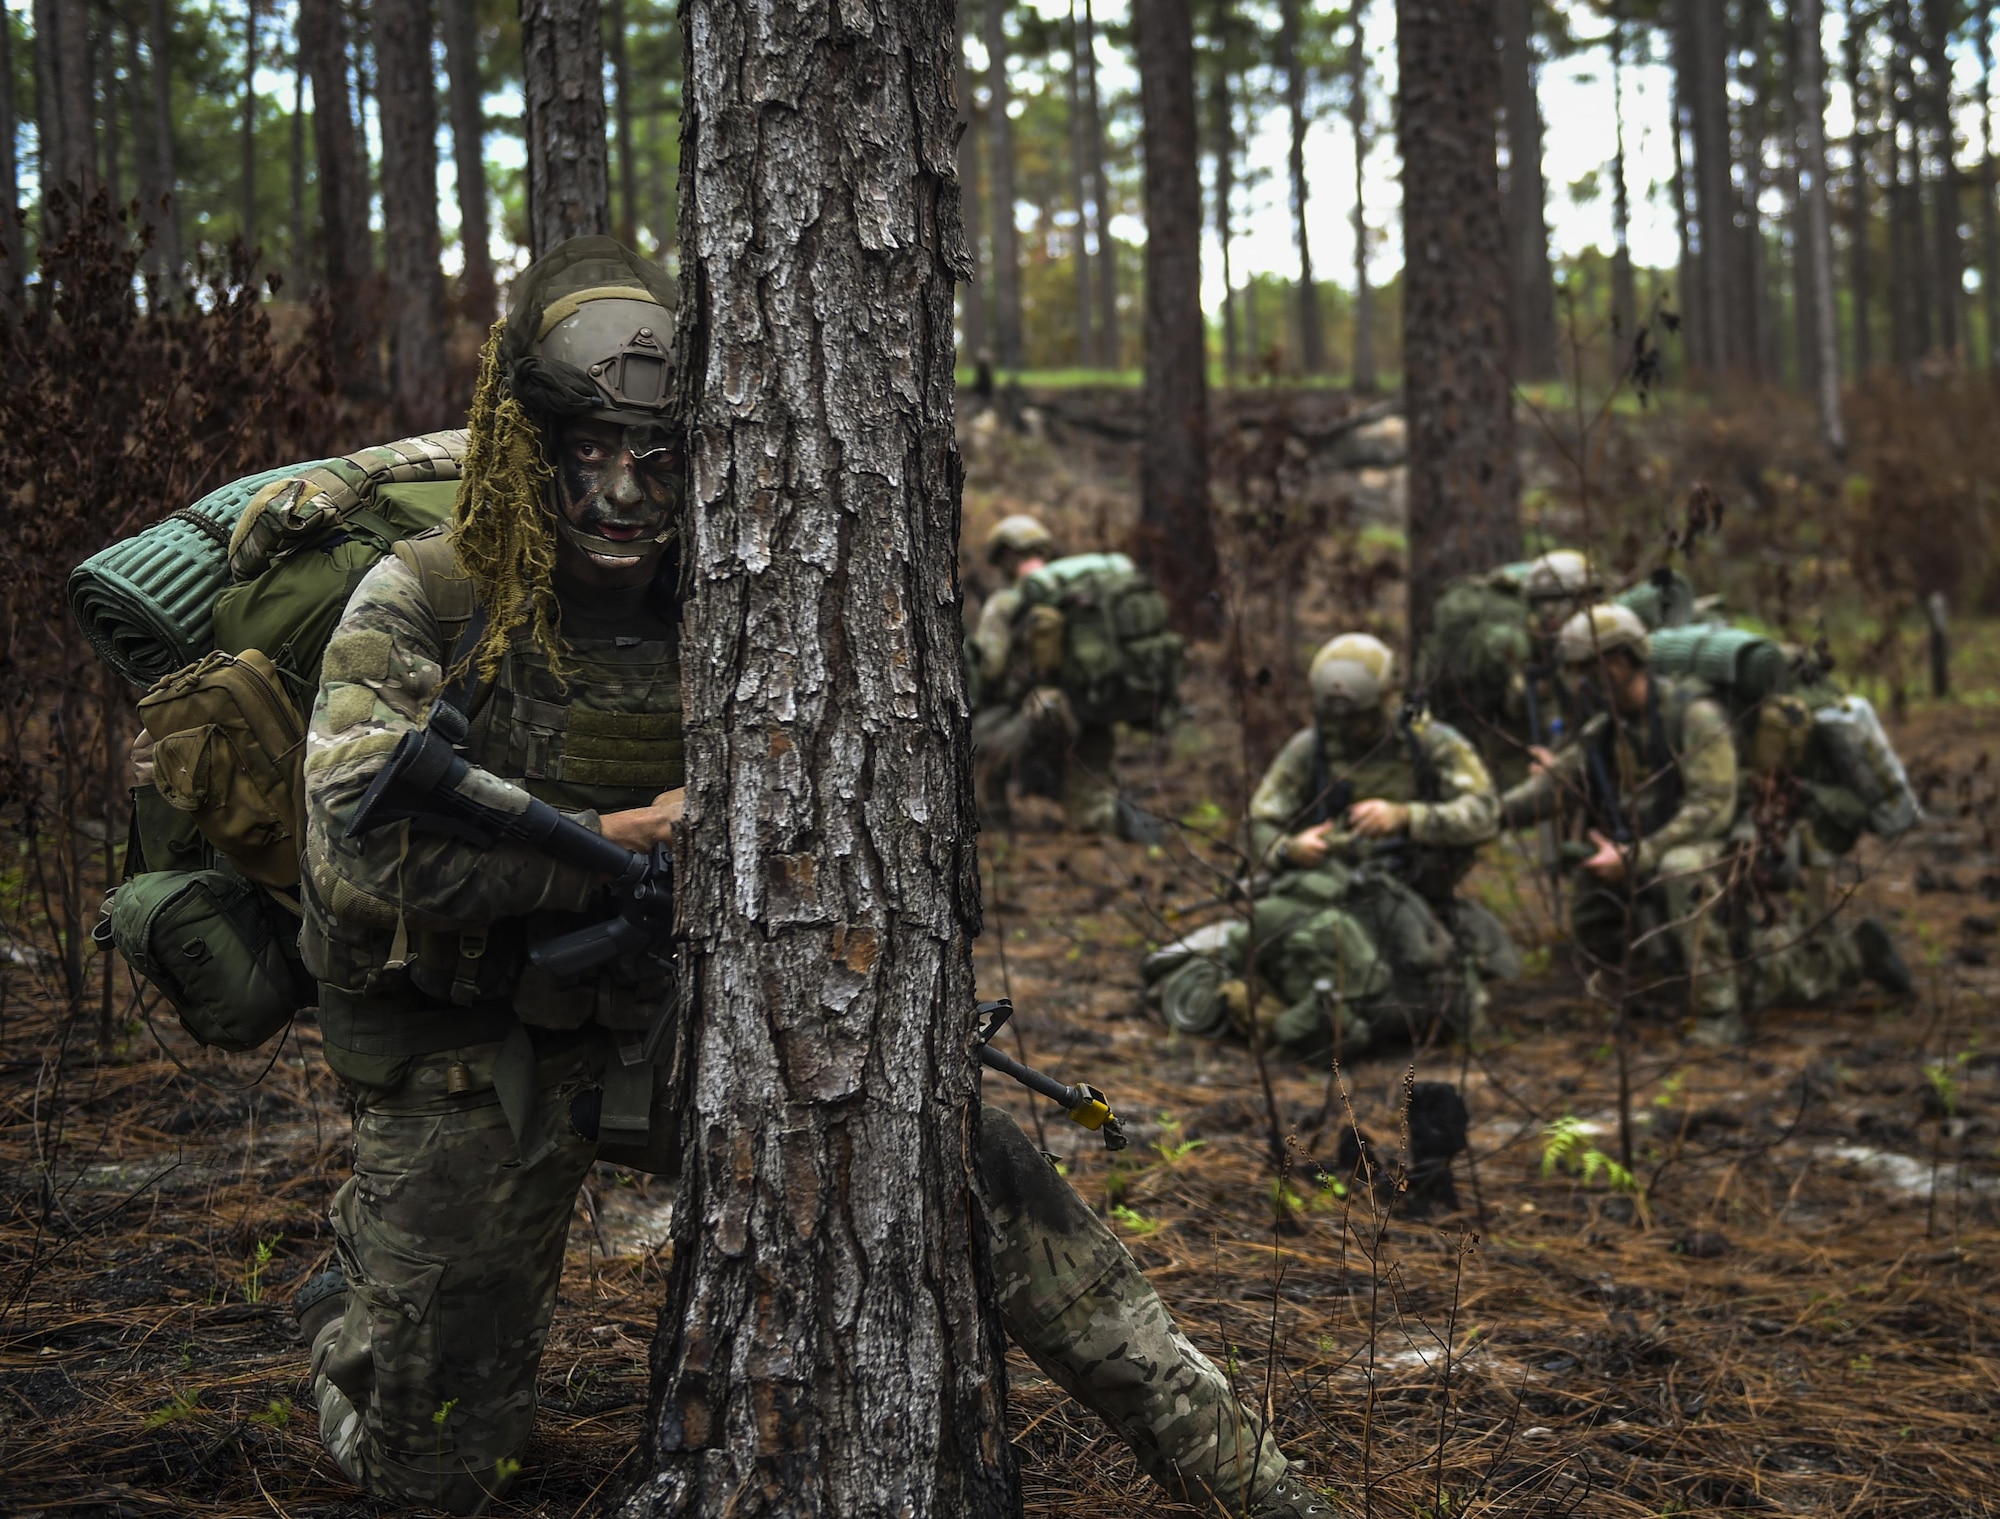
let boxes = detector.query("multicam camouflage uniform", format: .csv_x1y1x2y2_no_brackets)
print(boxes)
969,581,1120,834
1499,674,1742,1034
301,540,1300,1514
1148,712,1511,1062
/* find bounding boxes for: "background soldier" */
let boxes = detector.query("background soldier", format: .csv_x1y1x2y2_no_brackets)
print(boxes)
292,240,1322,1518
1148,633,1513,1061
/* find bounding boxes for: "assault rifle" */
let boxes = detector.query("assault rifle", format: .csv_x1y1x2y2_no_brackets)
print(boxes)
346,701,675,982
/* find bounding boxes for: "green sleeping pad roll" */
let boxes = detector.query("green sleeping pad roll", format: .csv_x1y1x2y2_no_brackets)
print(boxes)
1648,624,1790,704
67,461,338,688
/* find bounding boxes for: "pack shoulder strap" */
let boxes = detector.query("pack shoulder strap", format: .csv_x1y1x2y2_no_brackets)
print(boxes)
389,528,489,722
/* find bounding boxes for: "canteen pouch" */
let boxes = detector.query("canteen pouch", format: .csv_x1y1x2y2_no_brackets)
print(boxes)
138,649,307,889
107,869,308,1051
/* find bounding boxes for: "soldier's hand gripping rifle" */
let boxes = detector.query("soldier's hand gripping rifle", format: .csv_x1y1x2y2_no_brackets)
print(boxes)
976,999,1127,1151
345,701,674,983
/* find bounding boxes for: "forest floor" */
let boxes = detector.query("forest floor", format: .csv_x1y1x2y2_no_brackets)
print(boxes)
6,404,2000,1517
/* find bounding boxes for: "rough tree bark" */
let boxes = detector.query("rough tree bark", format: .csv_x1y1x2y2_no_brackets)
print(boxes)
1499,0,1557,380
1796,0,1843,453
616,2,1016,1514
147,0,182,285
1278,0,1324,373
300,0,376,393
1080,0,1117,366
1398,0,1521,650
956,2,989,363
1350,0,1376,391
442,0,496,324
985,0,1022,367
1133,0,1218,634
376,0,449,431
1066,3,1094,365
521,0,610,256
608,0,637,245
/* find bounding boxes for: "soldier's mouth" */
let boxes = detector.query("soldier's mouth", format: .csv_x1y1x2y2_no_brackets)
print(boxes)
596,523,644,542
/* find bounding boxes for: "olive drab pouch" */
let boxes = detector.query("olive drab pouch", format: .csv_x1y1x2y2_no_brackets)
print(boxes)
106,868,311,1051
138,649,307,890
1016,552,1184,729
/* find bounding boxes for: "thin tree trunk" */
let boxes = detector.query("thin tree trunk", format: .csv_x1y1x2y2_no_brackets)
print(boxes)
376,0,448,430
1738,0,1772,380
1081,0,1116,367
1980,7,1999,371
1133,0,1217,633
1499,0,1557,379
1350,0,1375,391
1212,54,1238,381
1797,0,1844,451
242,0,257,248
442,0,495,323
300,0,375,390
1847,0,1873,373
608,0,636,245
521,0,609,256
34,0,63,241
648,108,671,259
1687,0,1737,373
0,2,19,318
1890,0,1929,363
351,0,375,211
290,54,306,285
956,0,988,363
102,10,122,213
1670,3,1703,369
1067,3,1094,367
1787,7,1810,392
985,0,1022,367
146,0,180,283
623,4,1014,1515
1609,9,1637,344
55,0,96,193
1921,0,1960,357
1279,0,1323,373
1398,0,1521,648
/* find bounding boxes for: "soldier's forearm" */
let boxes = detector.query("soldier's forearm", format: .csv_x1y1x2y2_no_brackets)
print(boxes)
1407,792,1499,847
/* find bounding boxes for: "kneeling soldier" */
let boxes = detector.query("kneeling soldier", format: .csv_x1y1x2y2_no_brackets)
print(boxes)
293,239,1323,1517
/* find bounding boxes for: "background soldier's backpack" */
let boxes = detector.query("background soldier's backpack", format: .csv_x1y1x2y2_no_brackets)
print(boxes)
1415,574,1531,731
1015,552,1184,728
76,434,467,1053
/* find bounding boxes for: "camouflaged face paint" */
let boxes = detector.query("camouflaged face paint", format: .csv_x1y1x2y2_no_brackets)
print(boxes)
552,421,682,574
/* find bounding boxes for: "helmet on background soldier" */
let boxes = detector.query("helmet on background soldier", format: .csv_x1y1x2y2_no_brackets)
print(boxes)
1521,550,1599,605
1555,603,1651,667
1308,632,1396,712
985,513,1059,567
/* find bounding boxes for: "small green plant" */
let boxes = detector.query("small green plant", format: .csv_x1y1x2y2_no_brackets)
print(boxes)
1848,1353,1875,1379
1541,1116,1639,1193
242,1234,281,1305
1110,1204,1163,1237
142,1387,204,1429
494,1456,523,1485
1651,1072,1687,1109
1151,1113,1205,1166
1925,1053,1970,1118
432,1398,458,1430
248,1397,293,1428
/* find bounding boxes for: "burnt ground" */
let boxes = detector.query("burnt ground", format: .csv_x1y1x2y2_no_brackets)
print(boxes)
6,407,2000,1518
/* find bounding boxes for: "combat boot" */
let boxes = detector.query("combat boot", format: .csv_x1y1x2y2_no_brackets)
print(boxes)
294,1267,347,1348
1854,917,1914,998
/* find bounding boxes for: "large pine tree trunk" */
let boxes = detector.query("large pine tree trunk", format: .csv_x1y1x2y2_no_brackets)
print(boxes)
1080,0,1117,366
146,0,182,287
956,3,989,363
1279,0,1324,373
521,0,609,256
1351,0,1376,391
376,0,449,431
300,0,376,393
1132,0,1218,633
1399,0,1520,648
442,0,495,324
620,2,1015,1513
985,0,1023,368
1796,0,1843,452
1498,0,1557,380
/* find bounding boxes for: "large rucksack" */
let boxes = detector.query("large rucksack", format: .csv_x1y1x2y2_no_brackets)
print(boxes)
79,434,467,1052
1015,552,1184,728
1416,574,1531,733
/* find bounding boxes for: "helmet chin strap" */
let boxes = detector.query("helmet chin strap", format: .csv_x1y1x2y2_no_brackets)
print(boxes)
555,513,675,566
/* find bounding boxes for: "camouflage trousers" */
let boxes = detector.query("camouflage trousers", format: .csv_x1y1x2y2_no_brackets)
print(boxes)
309,1039,1288,1514
1568,841,1738,1024
971,688,1119,834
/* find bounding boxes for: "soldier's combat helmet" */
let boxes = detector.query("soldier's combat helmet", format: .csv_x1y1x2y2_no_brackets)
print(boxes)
453,236,679,675
985,513,1058,564
1554,603,1650,667
1520,549,1598,604
1308,632,1396,711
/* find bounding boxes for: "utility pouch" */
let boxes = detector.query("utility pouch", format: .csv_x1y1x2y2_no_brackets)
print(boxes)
106,868,310,1051
138,649,307,889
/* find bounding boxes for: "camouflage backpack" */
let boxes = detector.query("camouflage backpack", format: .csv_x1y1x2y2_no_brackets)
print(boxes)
1416,574,1532,733
1015,552,1184,728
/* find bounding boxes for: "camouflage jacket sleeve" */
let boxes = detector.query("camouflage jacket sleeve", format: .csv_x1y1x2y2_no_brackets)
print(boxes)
1406,718,1500,847
302,555,602,931
1497,715,1600,828
972,587,1022,689
1634,694,1737,874
1247,727,1319,867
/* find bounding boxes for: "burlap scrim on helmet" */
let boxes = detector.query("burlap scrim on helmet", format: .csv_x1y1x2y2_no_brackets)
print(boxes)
453,237,678,680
